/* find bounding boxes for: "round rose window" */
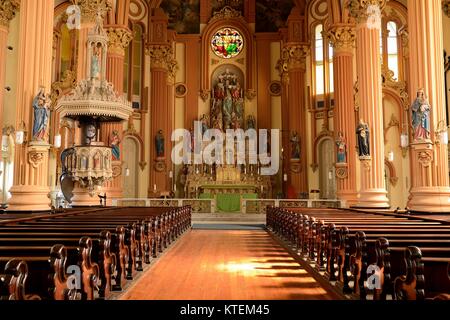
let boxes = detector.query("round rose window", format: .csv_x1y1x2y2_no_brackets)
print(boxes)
211,28,244,59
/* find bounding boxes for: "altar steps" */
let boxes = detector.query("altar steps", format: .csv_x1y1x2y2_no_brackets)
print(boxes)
191,213,266,224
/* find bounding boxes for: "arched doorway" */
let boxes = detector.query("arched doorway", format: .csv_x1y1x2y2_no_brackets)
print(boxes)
122,137,139,198
319,138,336,199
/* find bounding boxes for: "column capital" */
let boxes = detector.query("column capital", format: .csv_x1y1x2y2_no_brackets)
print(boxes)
106,27,133,56
276,43,309,81
0,0,20,28
73,0,112,23
146,44,178,81
326,25,356,53
347,0,388,25
444,1,450,18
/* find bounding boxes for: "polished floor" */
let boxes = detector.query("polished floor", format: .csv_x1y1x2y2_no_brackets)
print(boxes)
120,230,334,300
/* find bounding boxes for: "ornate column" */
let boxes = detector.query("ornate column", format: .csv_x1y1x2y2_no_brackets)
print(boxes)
147,9,178,197
99,26,132,204
349,0,390,208
8,0,54,211
326,25,358,206
406,0,450,212
277,44,309,197
0,0,19,134
74,0,112,80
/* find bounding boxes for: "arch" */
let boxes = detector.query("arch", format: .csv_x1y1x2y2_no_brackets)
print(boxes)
385,158,398,187
311,130,334,171
200,14,255,97
123,131,147,170
122,136,140,198
318,137,336,199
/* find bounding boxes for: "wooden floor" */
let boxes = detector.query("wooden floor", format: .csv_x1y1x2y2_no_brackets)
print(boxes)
120,230,334,300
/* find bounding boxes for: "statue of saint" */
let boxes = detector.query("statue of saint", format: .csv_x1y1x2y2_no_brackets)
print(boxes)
155,129,165,158
246,115,256,130
356,119,370,158
222,89,233,130
91,43,101,79
411,89,431,141
200,114,209,135
336,132,347,163
109,130,121,161
32,88,50,142
93,152,101,170
290,131,301,159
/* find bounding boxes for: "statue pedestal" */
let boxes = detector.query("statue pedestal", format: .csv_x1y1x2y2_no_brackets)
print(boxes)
8,144,51,211
407,142,450,213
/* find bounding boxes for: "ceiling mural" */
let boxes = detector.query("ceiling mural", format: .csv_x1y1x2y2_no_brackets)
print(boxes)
211,0,244,14
160,0,200,34
256,0,295,33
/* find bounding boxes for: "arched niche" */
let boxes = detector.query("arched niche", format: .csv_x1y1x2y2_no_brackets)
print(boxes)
122,136,140,198
317,136,336,199
200,13,255,99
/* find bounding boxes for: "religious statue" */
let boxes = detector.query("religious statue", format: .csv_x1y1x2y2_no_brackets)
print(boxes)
155,129,165,158
32,87,51,142
290,131,301,159
356,119,370,158
109,130,121,161
246,115,256,130
411,89,431,141
93,152,101,170
336,131,347,163
222,89,233,130
91,43,101,79
200,114,209,135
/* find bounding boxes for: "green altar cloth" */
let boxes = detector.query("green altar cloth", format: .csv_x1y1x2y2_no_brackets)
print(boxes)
216,194,241,212
199,193,213,199
215,193,258,212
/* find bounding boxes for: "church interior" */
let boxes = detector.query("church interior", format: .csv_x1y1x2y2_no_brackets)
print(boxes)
0,0,450,303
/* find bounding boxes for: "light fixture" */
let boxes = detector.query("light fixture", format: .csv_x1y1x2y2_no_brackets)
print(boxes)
53,134,62,149
400,132,409,148
125,168,130,177
1,135,8,150
435,120,449,145
388,151,394,162
283,174,288,182
15,121,26,145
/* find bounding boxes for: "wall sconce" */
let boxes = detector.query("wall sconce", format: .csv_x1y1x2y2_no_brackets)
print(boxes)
283,174,288,182
53,134,62,149
125,168,130,177
388,151,394,162
400,132,409,148
1,126,15,152
435,120,449,145
15,121,27,145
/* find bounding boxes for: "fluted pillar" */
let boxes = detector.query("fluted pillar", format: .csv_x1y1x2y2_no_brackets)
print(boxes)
147,44,177,196
406,0,450,212
0,0,19,138
327,25,358,206
99,26,133,204
350,0,390,208
8,0,54,211
277,44,309,196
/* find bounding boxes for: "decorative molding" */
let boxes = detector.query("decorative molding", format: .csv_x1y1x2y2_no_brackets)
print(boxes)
384,114,400,143
209,6,243,24
154,159,166,172
443,0,450,18
276,44,309,81
268,81,282,96
326,25,356,53
73,0,112,23
347,0,387,24
384,158,398,187
199,89,210,102
418,150,433,168
381,64,409,111
106,27,133,55
353,80,360,112
0,0,19,28
175,83,187,98
245,89,256,100
51,70,78,108
146,45,178,81
335,163,349,180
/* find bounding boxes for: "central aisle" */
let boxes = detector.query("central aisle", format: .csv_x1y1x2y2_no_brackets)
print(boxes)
120,230,335,300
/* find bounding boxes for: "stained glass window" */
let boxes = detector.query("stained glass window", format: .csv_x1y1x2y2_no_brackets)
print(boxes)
211,28,244,59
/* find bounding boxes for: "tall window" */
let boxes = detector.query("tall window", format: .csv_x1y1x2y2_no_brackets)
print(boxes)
312,24,334,109
124,23,144,109
380,20,400,81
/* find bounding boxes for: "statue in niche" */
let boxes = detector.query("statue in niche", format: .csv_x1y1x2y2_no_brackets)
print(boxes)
81,155,88,170
222,87,233,130
109,130,121,161
91,43,102,80
356,119,370,158
290,131,301,159
411,89,431,141
93,152,101,170
246,115,256,130
155,129,165,158
336,131,347,163
200,114,209,135
32,87,51,142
